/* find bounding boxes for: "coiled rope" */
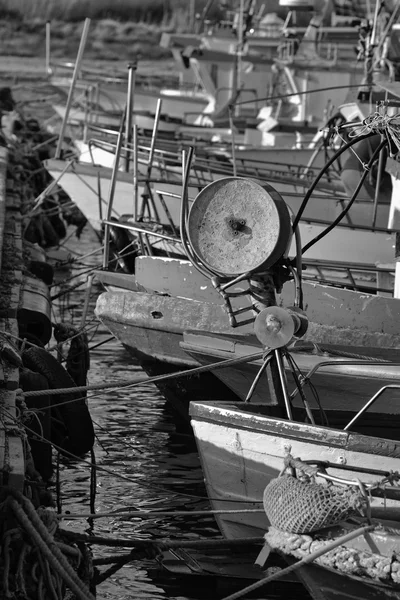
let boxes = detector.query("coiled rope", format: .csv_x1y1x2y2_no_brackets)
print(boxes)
220,525,374,600
2,487,95,600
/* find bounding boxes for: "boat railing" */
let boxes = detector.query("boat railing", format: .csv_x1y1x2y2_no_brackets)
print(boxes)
84,132,347,193
290,358,400,408
277,38,338,65
50,59,181,91
84,135,346,192
301,258,394,294
103,218,182,261
344,383,400,432
102,219,179,244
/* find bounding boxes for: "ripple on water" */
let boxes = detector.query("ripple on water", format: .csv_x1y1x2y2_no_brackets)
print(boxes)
53,227,308,600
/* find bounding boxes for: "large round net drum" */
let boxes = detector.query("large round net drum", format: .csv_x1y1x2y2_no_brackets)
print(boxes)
187,177,292,277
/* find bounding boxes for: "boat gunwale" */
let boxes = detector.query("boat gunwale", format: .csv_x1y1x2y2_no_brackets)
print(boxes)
189,401,400,458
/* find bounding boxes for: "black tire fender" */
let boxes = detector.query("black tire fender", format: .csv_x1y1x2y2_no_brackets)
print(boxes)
28,260,54,286
22,347,94,456
19,367,53,481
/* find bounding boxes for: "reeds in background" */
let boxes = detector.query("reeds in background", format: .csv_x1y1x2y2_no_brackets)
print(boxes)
0,0,222,25
0,0,275,62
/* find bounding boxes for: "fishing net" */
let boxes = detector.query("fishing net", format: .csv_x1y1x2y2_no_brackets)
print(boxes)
263,475,364,534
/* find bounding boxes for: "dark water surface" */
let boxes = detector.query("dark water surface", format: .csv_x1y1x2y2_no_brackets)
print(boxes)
52,226,305,600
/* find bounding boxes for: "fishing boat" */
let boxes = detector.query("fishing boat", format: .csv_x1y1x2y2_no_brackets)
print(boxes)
190,394,400,599
181,165,400,600
94,156,399,423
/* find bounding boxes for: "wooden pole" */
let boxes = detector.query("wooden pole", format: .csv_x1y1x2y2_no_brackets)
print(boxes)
103,109,126,269
45,21,52,76
132,124,139,220
189,0,196,32
124,62,137,173
55,18,91,159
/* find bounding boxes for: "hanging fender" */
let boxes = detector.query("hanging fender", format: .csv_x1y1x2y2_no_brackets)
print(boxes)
22,347,94,457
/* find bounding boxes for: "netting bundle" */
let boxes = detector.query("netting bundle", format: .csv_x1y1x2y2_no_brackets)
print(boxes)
263,475,364,534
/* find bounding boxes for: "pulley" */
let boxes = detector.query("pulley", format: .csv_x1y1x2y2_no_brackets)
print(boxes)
254,306,308,348
187,177,292,277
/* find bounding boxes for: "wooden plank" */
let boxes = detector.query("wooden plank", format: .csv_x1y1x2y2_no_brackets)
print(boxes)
0,147,8,274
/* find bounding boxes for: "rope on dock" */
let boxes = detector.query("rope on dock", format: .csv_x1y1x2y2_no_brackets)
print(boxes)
21,350,264,398
2,487,95,600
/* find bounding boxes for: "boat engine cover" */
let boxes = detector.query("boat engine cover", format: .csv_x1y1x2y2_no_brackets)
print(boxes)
187,177,292,277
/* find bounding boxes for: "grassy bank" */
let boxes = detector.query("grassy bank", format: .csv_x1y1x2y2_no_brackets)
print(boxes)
0,0,227,62
0,1,282,62
0,0,224,25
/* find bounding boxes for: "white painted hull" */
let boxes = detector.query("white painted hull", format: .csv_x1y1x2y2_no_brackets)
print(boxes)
45,161,201,232
50,76,211,123
190,401,400,539
53,104,179,133
45,160,395,269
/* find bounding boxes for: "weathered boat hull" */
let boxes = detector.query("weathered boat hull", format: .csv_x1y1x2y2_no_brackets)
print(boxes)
296,561,400,600
181,331,400,413
95,272,400,418
94,278,241,425
189,401,400,539
190,400,400,599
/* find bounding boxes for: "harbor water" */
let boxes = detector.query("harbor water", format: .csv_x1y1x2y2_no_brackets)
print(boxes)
54,225,307,600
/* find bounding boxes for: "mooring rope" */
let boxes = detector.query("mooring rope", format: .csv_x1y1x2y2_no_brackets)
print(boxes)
57,508,265,520
61,530,263,549
220,524,375,600
22,350,264,398
3,487,95,600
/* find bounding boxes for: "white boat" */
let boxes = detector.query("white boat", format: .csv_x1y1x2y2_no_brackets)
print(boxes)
45,158,395,275
189,398,400,598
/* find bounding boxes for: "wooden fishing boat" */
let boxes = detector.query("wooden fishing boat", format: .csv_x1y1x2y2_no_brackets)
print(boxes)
189,397,400,599
94,168,399,425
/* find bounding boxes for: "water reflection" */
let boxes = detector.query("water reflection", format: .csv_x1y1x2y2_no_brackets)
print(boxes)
53,226,307,600
53,227,218,600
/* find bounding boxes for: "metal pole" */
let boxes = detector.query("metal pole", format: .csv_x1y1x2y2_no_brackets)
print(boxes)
124,62,137,173
147,98,162,181
237,0,245,95
132,124,139,220
274,349,293,420
45,20,52,76
189,0,196,32
55,17,91,159
371,135,385,228
103,109,126,269
228,105,237,177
